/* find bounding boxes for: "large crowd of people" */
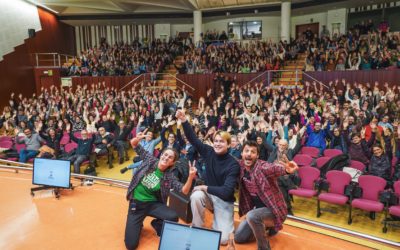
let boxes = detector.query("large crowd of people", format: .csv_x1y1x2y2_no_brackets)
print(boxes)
1,74,400,248
69,20,399,76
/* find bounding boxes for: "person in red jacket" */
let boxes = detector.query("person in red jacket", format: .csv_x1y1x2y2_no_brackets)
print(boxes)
235,140,298,250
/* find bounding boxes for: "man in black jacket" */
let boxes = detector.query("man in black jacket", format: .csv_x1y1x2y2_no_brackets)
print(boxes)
112,115,134,164
90,127,114,169
67,128,95,174
176,109,240,245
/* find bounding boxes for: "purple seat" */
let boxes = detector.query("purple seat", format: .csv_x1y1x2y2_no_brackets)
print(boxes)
383,181,400,233
6,143,26,162
60,133,70,146
0,141,13,149
349,160,366,171
315,156,331,169
323,149,342,158
293,154,313,167
0,136,12,142
289,167,320,198
300,146,320,158
317,170,352,217
348,175,386,224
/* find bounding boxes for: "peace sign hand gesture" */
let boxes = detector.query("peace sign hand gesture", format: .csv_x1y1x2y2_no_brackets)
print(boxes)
188,160,197,179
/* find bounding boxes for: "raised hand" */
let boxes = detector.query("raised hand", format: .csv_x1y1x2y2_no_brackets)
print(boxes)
175,109,187,122
130,129,147,148
188,160,197,179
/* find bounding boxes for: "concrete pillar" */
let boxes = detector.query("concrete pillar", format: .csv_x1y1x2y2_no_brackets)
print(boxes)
193,10,202,45
281,1,291,42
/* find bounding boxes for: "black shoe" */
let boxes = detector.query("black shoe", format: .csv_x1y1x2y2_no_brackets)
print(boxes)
109,164,114,169
125,156,129,161
288,208,294,216
120,167,128,174
268,228,278,237
119,158,124,164
150,219,162,237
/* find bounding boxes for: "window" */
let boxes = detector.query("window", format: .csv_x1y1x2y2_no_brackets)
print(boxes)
228,21,262,40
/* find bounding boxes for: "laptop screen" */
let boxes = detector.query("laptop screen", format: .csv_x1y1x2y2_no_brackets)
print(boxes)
158,221,221,250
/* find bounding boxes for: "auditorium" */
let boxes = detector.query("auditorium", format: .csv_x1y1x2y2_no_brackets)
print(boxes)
0,0,400,249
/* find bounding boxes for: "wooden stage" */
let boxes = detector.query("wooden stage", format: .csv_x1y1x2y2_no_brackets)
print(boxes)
0,169,383,250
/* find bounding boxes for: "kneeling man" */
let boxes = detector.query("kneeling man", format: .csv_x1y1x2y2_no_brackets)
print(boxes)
235,141,298,250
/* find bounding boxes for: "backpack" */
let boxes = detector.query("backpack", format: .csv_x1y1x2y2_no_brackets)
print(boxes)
319,154,350,178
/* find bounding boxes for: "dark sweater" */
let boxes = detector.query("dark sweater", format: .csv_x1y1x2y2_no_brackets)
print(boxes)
70,132,95,156
182,121,240,202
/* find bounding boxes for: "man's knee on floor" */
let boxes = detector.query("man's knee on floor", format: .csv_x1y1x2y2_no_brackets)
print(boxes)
124,238,139,250
246,210,258,223
234,231,248,244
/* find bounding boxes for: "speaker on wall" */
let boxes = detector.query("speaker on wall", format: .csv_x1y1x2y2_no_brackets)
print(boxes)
28,29,36,38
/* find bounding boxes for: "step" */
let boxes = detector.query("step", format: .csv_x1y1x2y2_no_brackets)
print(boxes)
284,66,304,70
164,69,177,74
281,72,303,77
157,79,177,84
161,74,175,80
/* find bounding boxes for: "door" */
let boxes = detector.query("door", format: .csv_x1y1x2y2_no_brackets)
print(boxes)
40,75,55,91
296,23,319,39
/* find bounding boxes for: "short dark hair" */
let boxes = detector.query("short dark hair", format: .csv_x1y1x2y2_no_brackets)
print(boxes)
242,140,260,154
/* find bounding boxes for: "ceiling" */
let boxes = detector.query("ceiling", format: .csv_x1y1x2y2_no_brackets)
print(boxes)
32,0,311,15
30,0,394,25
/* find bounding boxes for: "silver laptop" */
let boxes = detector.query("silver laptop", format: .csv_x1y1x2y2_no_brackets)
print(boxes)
158,221,221,250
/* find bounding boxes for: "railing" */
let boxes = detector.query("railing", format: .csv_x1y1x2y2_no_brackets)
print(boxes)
243,69,304,89
34,53,76,67
119,73,195,92
303,71,330,89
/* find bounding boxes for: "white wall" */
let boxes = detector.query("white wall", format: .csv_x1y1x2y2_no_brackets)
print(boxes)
203,16,281,42
171,24,194,37
327,8,347,36
154,24,171,40
291,12,327,38
0,0,41,61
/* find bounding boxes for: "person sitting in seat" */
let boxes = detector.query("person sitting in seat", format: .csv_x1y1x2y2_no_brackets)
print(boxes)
112,114,135,164
91,127,114,169
15,127,44,163
66,125,95,174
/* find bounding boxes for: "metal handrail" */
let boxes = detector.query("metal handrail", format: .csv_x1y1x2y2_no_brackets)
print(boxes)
34,52,75,67
302,71,329,89
243,70,270,86
166,73,195,91
119,74,144,91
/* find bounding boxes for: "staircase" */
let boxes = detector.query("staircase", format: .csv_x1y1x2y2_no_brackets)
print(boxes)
271,53,307,87
152,55,184,90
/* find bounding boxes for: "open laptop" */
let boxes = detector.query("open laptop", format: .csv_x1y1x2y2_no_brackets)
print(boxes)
158,221,221,250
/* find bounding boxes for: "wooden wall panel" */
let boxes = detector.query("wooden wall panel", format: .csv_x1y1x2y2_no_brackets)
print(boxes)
0,7,75,108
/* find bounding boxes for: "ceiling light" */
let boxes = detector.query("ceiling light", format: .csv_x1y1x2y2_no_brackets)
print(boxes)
254,9,258,14
229,22,233,25
253,21,257,24
226,12,230,16
26,0,59,14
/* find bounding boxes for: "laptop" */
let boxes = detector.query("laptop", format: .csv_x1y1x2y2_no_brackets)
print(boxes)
158,221,221,250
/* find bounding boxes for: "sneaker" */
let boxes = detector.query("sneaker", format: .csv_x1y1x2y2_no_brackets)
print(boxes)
120,167,128,174
268,228,278,237
150,219,162,237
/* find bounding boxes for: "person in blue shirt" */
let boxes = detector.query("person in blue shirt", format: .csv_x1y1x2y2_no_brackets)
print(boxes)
305,121,330,154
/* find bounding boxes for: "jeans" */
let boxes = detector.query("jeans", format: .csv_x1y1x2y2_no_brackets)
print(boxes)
234,207,275,250
19,149,38,163
127,160,142,175
190,191,234,245
124,200,178,250
67,154,88,173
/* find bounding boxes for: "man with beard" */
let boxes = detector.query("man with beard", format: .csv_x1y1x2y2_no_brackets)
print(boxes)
235,141,298,250
305,121,329,154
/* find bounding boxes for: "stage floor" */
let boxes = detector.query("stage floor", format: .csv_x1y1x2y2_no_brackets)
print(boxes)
0,169,392,250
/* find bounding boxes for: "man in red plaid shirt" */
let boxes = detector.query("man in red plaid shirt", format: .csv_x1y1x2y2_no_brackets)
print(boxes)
234,141,298,250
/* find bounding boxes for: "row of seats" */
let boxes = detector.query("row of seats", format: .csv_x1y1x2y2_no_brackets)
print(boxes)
290,167,400,233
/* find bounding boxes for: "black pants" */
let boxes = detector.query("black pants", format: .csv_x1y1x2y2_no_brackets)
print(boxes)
90,147,113,167
124,200,179,250
114,140,128,161
278,175,295,210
